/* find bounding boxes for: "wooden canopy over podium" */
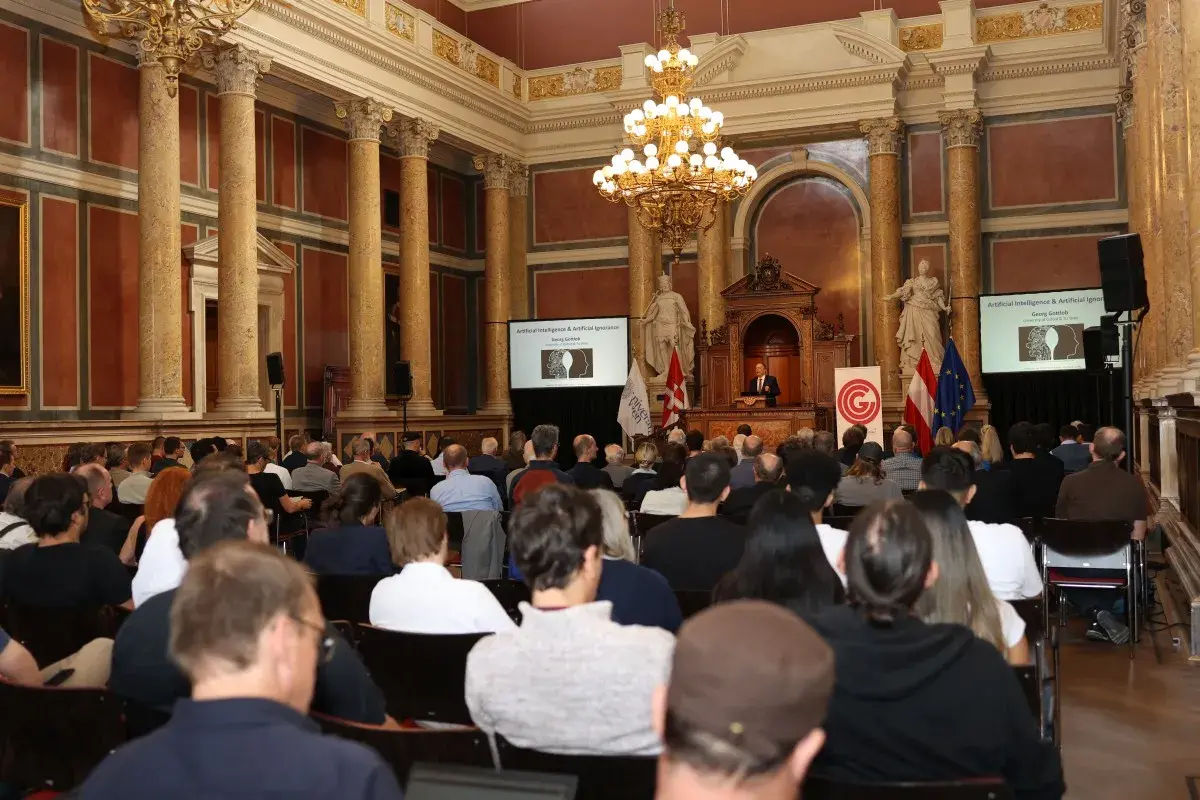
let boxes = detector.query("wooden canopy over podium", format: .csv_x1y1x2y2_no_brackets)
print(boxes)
690,257,855,447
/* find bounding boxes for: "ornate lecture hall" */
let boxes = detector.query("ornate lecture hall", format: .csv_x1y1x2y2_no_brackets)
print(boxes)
0,0,1199,796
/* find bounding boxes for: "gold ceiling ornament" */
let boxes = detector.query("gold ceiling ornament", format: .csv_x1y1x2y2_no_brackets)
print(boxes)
81,0,259,97
594,1,756,262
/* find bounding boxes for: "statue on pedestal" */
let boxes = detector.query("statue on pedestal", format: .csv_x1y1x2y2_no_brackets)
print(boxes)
883,258,950,372
642,273,696,378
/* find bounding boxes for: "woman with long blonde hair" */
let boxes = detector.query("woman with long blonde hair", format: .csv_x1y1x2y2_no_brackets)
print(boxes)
979,424,1004,468
591,489,682,632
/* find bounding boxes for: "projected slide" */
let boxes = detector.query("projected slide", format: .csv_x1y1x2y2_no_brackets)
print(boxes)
980,289,1116,374
509,317,629,389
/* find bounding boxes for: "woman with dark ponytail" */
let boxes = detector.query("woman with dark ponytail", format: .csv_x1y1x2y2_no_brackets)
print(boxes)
806,500,1064,798
303,473,393,576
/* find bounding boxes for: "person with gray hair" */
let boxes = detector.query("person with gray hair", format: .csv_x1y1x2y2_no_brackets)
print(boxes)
77,462,132,557
0,476,35,549
813,430,848,475
731,433,747,463
667,428,687,447
512,424,574,504
729,435,764,490
603,444,633,488
291,440,341,494
339,438,394,499
721,453,783,524
882,428,922,491
591,489,683,633
795,427,816,448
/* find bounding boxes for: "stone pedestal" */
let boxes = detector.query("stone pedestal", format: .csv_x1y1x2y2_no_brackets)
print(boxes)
398,119,440,416
475,154,514,416
861,117,904,401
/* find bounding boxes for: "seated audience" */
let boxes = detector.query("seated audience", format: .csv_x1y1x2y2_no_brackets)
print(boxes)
957,426,982,446
262,436,293,490
602,443,633,488
0,439,24,481
291,442,341,493
151,436,185,475
566,434,615,490
77,463,129,556
836,425,866,467
0,624,111,688
715,491,845,615
622,441,660,504
431,444,502,512
502,430,527,472
359,431,390,471
881,428,922,491
466,484,674,755
281,434,308,472
320,441,341,471
785,450,850,579
640,460,689,516
107,444,130,488
117,443,154,504
0,477,35,549
1049,424,1087,473
512,424,573,506
995,421,1064,518
721,453,782,523
920,447,1042,600
642,453,745,591
468,436,509,499
189,438,218,469
430,435,456,477
653,601,833,800
980,423,1004,468
806,501,1064,798
954,440,1018,524
2,473,131,609
729,436,764,490
505,439,536,502
110,471,386,725
731,433,747,462
339,439,395,499
88,539,400,799
794,427,816,448
736,423,753,437
909,490,1030,665
835,442,901,507
592,490,682,633
0,451,15,505
685,429,704,459
305,475,392,576
813,430,848,475
370,497,514,634
246,441,312,521
1054,426,1149,645
389,432,434,497
666,428,686,448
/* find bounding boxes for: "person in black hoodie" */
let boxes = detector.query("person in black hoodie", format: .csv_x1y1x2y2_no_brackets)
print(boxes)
806,500,1064,799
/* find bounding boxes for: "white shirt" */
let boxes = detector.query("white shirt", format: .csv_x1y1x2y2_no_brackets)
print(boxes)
639,487,687,516
997,599,1027,649
132,518,188,607
967,520,1043,600
369,562,515,635
264,462,292,491
0,512,35,550
816,523,848,584
431,453,447,476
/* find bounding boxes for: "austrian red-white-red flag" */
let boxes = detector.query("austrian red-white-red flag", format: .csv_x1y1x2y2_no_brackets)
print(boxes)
905,349,937,454
661,348,689,429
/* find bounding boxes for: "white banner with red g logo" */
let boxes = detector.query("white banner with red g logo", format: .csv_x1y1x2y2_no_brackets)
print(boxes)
834,366,883,446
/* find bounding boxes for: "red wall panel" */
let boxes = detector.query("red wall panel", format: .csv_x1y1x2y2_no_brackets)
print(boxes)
275,241,299,408
756,178,862,334
990,235,1105,294
88,206,139,407
40,37,78,156
178,85,199,186
381,153,402,234
474,181,486,254
466,5,521,65
441,174,466,251
431,273,442,408
181,223,197,409
675,0,723,41
533,168,627,244
520,0,654,70
301,247,349,407
40,198,78,408
88,55,138,170
428,166,439,244
908,131,943,215
255,110,266,204
407,0,436,13
206,92,220,191
729,0,871,34
438,0,467,34
989,116,1118,209
301,127,348,220
0,22,29,145
442,274,468,408
535,266,629,319
271,116,297,210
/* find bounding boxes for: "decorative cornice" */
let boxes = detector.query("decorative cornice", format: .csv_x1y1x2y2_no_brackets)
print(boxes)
860,117,905,156
833,25,907,66
976,55,1119,82
204,44,271,97
900,74,945,91
976,3,1104,43
397,117,439,158
325,0,366,17
938,108,984,148
928,45,990,77
474,153,515,191
899,23,944,52
335,97,394,141
691,35,747,88
528,65,622,101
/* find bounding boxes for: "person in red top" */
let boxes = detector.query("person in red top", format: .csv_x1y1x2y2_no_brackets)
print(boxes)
512,424,574,506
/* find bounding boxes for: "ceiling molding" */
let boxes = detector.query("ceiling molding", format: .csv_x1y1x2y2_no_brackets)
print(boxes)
443,0,530,9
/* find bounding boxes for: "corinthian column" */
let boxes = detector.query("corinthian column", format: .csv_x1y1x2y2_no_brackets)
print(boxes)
697,205,728,336
938,109,985,395
628,210,659,377
861,117,904,399
508,163,530,320
335,97,393,417
209,45,270,415
475,154,514,416
398,119,440,415
130,50,187,417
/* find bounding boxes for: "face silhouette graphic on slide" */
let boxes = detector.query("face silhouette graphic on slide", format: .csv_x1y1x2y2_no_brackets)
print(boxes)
541,349,594,379
1019,324,1083,362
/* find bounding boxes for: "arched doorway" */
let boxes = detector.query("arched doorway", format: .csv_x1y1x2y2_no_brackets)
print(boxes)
743,313,802,403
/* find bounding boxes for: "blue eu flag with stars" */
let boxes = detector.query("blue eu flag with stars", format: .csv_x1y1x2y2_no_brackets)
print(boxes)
932,338,975,437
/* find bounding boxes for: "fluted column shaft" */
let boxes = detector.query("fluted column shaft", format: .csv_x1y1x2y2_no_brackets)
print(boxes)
940,109,985,395
211,46,269,415
476,154,513,415
1182,0,1200,375
1144,3,1167,382
133,55,186,416
628,209,659,377
697,206,727,336
508,165,529,320
861,117,904,398
398,119,440,415
337,98,393,417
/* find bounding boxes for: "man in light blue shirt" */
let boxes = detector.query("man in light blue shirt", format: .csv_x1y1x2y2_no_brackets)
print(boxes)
431,444,502,512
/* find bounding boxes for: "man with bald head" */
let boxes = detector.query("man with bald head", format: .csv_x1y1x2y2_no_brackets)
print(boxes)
468,436,511,503
431,444,502,512
721,452,782,524
566,434,615,490
76,463,130,556
729,435,764,490
881,428,922,491
745,362,781,407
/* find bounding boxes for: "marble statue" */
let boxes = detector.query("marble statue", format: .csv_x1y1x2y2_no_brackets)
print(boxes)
883,258,950,372
642,273,696,378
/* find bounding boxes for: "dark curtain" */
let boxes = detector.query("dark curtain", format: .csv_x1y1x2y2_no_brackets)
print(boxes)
510,387,624,470
983,368,1125,447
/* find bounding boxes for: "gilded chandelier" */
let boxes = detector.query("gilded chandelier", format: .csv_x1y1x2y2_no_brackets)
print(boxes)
82,0,259,97
594,3,756,260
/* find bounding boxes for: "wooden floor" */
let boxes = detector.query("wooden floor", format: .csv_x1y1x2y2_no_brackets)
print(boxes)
1060,621,1200,799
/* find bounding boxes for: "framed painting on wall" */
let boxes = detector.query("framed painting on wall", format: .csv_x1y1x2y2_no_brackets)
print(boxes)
385,271,402,396
0,191,29,395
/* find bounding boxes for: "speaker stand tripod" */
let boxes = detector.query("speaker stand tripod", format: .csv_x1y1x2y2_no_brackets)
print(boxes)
401,393,412,436
272,385,284,445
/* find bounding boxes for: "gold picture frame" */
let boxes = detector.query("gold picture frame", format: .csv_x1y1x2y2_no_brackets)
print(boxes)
0,190,30,395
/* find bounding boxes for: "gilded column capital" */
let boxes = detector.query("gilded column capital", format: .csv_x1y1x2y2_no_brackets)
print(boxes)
474,153,515,191
203,45,270,96
508,161,530,197
335,98,394,142
1116,85,1136,129
859,117,905,156
398,118,439,158
1119,0,1147,78
938,109,984,149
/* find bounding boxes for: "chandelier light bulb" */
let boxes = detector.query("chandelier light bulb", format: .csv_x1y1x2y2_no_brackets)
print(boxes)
644,54,657,69
720,147,735,161
678,48,691,62
644,143,658,157
667,153,682,168
703,142,717,156
635,125,647,136
631,109,645,121
666,95,679,107
674,140,689,154
711,111,724,126
646,156,660,170
593,170,605,185
701,121,715,135
621,148,635,162
602,165,614,178
656,103,668,116
698,107,712,120
689,97,703,111
705,155,720,169
658,49,671,62
689,153,703,167
643,99,656,113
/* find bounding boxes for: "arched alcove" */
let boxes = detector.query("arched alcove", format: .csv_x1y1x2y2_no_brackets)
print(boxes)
742,313,803,402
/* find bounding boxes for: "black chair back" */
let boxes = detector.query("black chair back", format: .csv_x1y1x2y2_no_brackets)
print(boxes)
674,590,713,620
313,712,493,785
1008,598,1044,645
481,580,531,623
1011,665,1041,727
1012,517,1037,543
1036,518,1134,558
2,605,117,667
632,512,675,538
122,698,172,740
830,503,864,518
446,511,466,552
0,678,125,791
803,775,1014,799
315,574,388,625
109,501,143,522
355,626,488,725
494,735,657,800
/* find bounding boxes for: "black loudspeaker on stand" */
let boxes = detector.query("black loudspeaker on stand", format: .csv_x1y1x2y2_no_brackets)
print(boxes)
266,352,285,446
394,361,413,435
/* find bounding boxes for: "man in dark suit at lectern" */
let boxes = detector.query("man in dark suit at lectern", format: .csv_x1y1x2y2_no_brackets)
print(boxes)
746,362,781,407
